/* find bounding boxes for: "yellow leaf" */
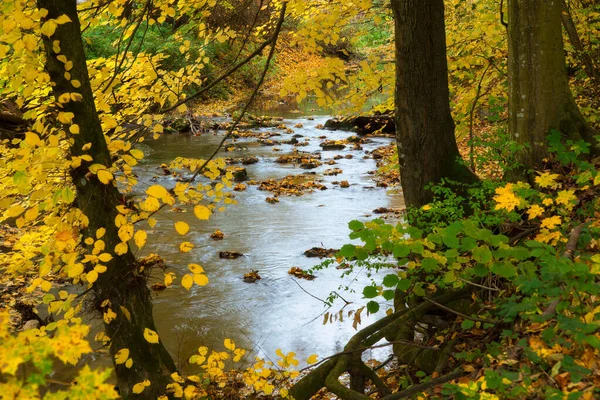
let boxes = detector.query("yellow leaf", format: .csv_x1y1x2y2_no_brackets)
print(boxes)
55,14,72,24
115,348,129,364
188,264,204,274
120,305,131,322
194,205,211,220
68,263,84,278
97,169,113,184
130,149,144,160
179,242,194,252
115,242,128,255
98,253,112,262
132,380,150,394
193,274,208,286
25,132,41,147
535,172,561,189
125,358,133,368
87,270,98,283
147,184,168,199
541,215,562,230
224,338,235,351
96,228,106,239
174,221,190,235
58,112,75,124
134,230,147,248
41,20,58,37
82,143,92,151
69,124,80,134
6,204,25,217
143,328,159,344
164,272,175,287
148,218,157,228
307,354,318,364
177,104,187,112
527,204,545,220
181,274,193,290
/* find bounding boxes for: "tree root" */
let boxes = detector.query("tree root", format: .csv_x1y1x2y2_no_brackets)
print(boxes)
289,288,470,400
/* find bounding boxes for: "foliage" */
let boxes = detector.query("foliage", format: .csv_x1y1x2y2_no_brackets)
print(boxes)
325,134,600,398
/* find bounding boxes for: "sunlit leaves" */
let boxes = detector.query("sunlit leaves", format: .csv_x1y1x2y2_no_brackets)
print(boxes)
535,172,561,189
115,348,129,364
147,184,168,199
132,380,151,394
143,328,159,344
493,183,522,212
194,205,211,220
179,242,194,252
307,354,318,364
174,221,189,235
181,274,193,290
134,230,147,248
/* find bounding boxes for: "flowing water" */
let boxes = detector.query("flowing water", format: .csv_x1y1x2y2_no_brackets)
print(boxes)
100,114,403,371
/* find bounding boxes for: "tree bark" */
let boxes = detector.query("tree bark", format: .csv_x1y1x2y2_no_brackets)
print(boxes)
560,0,599,82
391,0,477,208
508,0,599,175
37,0,176,397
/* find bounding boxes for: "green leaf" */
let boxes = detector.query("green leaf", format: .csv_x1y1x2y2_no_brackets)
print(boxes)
366,301,380,313
397,279,411,291
339,244,355,258
382,274,399,287
393,243,410,258
473,245,493,264
461,319,475,330
348,220,364,231
363,286,378,298
382,290,395,300
491,262,517,278
421,257,438,272
585,335,600,350
355,247,368,261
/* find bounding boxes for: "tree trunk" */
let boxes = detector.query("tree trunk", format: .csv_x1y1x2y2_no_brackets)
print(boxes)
508,0,599,174
391,0,477,209
37,0,176,397
560,0,599,82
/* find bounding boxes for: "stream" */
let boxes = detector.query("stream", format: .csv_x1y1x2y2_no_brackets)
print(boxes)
124,114,403,370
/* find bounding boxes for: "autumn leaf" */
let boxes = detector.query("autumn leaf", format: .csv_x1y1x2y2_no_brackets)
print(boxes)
179,242,194,252
193,274,208,286
181,274,193,290
535,172,561,189
188,263,204,274
541,216,562,230
115,348,129,364
97,169,113,184
115,242,128,255
174,221,190,235
224,338,235,351
194,205,211,220
132,380,150,394
134,230,147,248
143,328,159,344
147,184,168,199
527,204,545,220
493,183,522,212
307,354,318,364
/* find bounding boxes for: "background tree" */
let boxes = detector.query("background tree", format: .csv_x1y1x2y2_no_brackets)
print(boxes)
508,0,599,174
391,0,477,207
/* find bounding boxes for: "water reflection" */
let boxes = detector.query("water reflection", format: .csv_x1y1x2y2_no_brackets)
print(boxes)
136,115,403,370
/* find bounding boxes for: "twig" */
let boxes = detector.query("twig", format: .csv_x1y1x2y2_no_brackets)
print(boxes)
291,278,328,305
424,298,498,324
182,3,287,183
457,277,500,292
161,3,287,113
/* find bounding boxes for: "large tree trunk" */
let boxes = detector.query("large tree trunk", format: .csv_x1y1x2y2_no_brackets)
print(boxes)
37,0,176,397
508,0,599,174
391,0,477,209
